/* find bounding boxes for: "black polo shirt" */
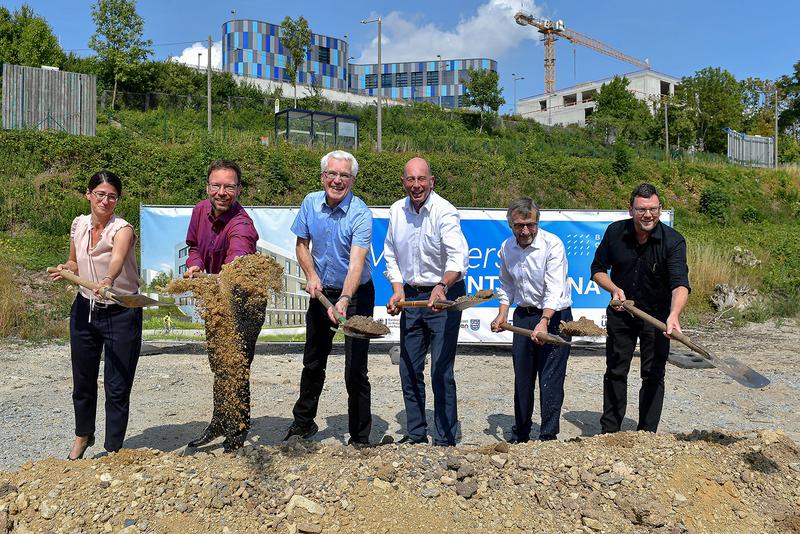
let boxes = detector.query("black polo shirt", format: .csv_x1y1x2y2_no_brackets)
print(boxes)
590,218,690,315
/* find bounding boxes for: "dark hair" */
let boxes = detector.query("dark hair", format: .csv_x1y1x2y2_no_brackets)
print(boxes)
629,183,660,206
207,159,242,185
87,170,123,196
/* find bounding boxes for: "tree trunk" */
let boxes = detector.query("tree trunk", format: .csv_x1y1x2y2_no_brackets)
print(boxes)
111,74,118,111
479,111,484,133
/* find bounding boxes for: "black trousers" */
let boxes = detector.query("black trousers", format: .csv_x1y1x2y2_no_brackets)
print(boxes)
600,306,671,433
292,281,374,442
510,306,572,441
206,287,266,436
70,294,142,452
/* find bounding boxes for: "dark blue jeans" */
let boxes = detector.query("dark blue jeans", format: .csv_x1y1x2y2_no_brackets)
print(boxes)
399,280,466,446
510,306,572,441
70,294,142,452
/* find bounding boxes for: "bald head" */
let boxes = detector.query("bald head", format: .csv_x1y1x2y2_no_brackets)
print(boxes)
402,157,436,212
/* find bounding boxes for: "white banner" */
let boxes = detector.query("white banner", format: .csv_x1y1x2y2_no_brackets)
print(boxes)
140,205,672,343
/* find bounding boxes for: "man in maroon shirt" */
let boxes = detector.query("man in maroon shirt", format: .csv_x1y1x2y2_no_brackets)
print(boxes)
183,160,263,453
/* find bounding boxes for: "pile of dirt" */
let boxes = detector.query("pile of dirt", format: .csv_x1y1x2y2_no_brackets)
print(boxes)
163,254,283,432
1,430,799,533
343,315,390,336
561,317,607,337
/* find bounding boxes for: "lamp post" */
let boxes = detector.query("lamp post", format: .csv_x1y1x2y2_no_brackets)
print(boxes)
512,73,525,116
361,17,382,151
436,54,442,109
197,53,202,70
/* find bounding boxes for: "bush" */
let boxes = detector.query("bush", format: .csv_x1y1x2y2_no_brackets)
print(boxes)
612,138,633,176
698,187,731,223
740,206,763,224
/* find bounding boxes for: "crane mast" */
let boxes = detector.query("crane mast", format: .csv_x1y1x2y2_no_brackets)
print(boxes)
514,11,651,94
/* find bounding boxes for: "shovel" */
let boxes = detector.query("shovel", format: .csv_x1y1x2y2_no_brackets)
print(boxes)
610,299,770,389
48,267,161,308
499,322,572,346
317,293,386,340
394,290,498,312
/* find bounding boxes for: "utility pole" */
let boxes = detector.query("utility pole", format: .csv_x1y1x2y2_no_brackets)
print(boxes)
664,99,669,160
207,36,212,134
361,17,382,151
774,87,779,168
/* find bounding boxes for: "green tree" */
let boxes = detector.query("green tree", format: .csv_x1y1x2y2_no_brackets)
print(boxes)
675,67,744,153
89,0,152,110
462,69,505,133
0,5,64,75
279,15,311,108
590,75,655,144
778,61,800,144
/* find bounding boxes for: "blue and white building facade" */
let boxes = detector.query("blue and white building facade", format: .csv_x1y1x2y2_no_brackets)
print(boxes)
222,19,498,108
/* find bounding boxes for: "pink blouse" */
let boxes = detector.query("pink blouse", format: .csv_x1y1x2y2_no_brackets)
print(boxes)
71,214,139,302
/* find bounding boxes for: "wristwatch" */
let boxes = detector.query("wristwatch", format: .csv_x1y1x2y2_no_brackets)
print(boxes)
541,315,552,324
435,282,448,290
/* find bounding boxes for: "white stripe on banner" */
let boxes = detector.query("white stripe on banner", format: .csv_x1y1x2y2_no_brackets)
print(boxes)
140,205,673,344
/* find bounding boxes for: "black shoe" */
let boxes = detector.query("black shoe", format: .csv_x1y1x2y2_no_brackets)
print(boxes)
347,437,370,448
223,431,248,453
67,435,95,460
283,421,319,441
397,435,429,444
188,425,224,448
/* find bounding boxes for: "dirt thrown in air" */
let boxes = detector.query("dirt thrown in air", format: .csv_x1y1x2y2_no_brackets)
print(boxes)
344,315,390,336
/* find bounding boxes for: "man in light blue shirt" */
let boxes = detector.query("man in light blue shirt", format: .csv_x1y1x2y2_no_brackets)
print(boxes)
284,150,375,445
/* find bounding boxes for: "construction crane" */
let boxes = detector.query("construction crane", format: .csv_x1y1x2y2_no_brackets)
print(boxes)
514,11,651,94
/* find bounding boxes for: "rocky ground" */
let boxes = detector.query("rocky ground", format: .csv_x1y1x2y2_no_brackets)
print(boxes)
1,318,799,533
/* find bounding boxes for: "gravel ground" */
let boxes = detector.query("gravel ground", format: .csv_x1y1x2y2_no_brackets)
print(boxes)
1,318,798,471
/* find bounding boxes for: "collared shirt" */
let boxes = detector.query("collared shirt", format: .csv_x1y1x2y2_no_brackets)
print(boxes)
496,229,572,311
590,219,690,314
185,200,258,275
383,191,469,285
291,190,373,288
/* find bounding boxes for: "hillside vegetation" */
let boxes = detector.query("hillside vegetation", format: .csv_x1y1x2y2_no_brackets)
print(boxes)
1,106,798,339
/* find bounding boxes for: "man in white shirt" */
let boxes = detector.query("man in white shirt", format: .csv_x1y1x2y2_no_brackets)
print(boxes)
385,157,470,446
490,197,573,442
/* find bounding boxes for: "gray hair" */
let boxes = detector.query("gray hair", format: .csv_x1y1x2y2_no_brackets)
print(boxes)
320,150,359,177
506,197,540,226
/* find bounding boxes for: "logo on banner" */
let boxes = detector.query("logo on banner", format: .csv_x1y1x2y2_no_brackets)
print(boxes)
469,319,481,331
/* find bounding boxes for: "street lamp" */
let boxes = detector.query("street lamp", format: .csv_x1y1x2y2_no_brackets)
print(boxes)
437,54,442,109
512,73,525,116
197,53,202,70
361,17,382,151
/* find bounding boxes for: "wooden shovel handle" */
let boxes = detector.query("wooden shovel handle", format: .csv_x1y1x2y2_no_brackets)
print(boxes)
396,300,454,309
610,299,711,357
47,267,115,300
499,322,564,345
317,293,346,325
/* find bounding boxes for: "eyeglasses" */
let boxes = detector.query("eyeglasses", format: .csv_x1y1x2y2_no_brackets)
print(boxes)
632,206,661,215
90,191,119,202
403,175,431,184
512,222,538,231
323,170,353,180
208,183,239,193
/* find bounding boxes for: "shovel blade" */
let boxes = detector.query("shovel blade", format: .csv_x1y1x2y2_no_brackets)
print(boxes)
715,357,771,389
112,293,163,308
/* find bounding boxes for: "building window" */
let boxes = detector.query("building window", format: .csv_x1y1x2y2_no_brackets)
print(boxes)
318,46,330,65
381,73,393,88
395,72,408,87
563,94,577,107
178,264,187,274
365,74,377,89
411,71,423,86
581,90,596,102
660,80,671,96
427,71,439,86
539,100,547,111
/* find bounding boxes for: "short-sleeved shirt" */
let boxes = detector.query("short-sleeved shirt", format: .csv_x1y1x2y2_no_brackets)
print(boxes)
291,190,373,288
71,214,139,302
185,200,258,275
590,219,690,315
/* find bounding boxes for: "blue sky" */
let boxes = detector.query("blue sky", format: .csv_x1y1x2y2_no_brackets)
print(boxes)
8,0,799,113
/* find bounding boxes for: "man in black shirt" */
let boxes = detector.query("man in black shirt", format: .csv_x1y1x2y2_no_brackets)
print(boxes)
590,183,690,433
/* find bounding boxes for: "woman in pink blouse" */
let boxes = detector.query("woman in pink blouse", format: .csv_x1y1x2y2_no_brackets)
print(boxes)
49,170,142,460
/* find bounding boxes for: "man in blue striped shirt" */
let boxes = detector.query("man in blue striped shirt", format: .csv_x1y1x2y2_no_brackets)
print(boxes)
284,150,375,445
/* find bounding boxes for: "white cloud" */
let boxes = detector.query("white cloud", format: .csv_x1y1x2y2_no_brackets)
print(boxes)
356,0,542,64
170,41,223,69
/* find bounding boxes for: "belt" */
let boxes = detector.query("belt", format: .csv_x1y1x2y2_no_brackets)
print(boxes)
404,283,436,292
517,305,543,314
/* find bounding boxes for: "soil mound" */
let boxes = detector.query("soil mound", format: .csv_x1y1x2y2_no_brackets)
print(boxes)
2,430,799,533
